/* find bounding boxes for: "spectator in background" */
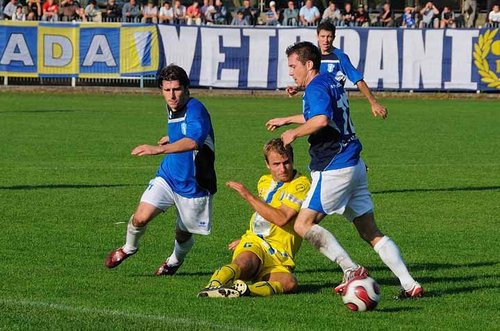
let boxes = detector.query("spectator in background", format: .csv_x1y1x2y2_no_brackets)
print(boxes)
231,9,248,24
213,0,227,24
354,4,369,26
201,0,214,24
42,0,59,21
440,5,456,28
12,4,26,20
3,0,18,20
282,0,299,26
401,6,416,28
463,0,477,28
27,0,42,20
241,0,259,25
341,2,355,26
266,1,280,26
85,0,101,21
142,0,158,23
186,1,202,25
173,0,187,24
321,1,341,25
159,1,174,23
61,0,81,21
104,0,121,21
299,0,320,26
123,0,141,22
487,4,500,27
377,1,393,26
419,1,439,28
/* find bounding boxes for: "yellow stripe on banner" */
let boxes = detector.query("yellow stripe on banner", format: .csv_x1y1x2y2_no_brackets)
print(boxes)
0,71,39,78
38,26,79,75
0,21,39,27
120,25,159,74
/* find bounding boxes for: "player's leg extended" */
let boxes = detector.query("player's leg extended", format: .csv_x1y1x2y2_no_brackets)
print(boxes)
295,209,359,273
105,202,162,268
156,227,194,275
353,212,422,297
244,272,297,297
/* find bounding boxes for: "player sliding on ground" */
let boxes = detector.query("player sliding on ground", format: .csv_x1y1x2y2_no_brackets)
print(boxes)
266,41,423,299
198,139,310,298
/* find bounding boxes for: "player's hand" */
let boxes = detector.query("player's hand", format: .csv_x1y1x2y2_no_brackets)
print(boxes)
228,239,240,250
281,129,297,146
285,86,298,97
131,144,163,156
226,181,251,199
266,118,287,131
371,102,388,119
157,136,169,145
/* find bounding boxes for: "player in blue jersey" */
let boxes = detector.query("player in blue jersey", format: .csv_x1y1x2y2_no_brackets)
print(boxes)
267,42,423,299
286,21,387,120
105,64,217,276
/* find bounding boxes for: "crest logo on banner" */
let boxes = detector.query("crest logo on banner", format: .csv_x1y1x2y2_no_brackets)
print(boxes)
473,28,500,89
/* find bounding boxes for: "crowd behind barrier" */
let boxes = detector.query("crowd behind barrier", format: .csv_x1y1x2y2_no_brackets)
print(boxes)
1,0,499,28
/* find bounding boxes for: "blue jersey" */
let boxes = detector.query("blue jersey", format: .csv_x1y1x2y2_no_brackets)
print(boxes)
303,73,362,171
320,48,363,86
157,98,216,198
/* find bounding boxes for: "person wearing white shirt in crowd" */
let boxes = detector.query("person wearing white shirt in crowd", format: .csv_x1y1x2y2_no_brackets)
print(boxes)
142,0,158,23
321,1,342,25
159,1,174,24
487,4,500,27
3,0,18,20
299,0,320,26
12,4,26,20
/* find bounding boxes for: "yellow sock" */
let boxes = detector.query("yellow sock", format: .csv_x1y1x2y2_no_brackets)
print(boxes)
248,281,283,297
205,263,241,288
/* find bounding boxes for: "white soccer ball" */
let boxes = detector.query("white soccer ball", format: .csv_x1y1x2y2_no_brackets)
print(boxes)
341,276,381,312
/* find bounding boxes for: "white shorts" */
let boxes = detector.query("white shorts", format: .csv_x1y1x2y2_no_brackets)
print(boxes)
302,159,373,222
140,177,212,235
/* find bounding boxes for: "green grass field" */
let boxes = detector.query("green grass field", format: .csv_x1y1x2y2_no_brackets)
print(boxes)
0,91,499,330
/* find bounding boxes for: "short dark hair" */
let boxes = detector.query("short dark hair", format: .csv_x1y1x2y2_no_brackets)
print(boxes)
285,41,321,71
263,138,294,163
157,64,190,89
317,21,336,36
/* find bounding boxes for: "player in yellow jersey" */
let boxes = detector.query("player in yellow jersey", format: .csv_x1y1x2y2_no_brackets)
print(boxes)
198,138,310,298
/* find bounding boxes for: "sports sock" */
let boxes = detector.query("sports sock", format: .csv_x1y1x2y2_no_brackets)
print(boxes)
373,236,417,290
122,215,146,254
248,281,284,297
205,263,241,288
304,224,358,272
167,236,195,266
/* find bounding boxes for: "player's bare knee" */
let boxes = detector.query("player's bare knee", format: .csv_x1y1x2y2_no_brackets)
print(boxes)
132,213,149,227
282,279,298,293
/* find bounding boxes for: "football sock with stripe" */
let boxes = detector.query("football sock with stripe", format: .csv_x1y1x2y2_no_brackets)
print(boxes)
206,263,241,288
304,224,358,272
373,236,417,290
123,215,146,254
167,236,195,266
248,281,283,297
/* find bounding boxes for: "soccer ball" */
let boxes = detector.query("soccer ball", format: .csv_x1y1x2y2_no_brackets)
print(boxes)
341,275,381,312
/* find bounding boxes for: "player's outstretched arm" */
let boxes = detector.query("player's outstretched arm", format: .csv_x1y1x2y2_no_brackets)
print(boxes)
266,114,305,132
281,115,329,146
226,181,297,227
132,137,197,156
356,80,388,119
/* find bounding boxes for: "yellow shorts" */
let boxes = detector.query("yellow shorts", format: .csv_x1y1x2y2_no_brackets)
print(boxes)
232,233,295,281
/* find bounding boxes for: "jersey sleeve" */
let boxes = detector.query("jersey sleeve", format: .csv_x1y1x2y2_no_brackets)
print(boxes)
338,52,363,84
257,175,271,199
185,101,210,147
280,176,311,212
305,80,333,119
